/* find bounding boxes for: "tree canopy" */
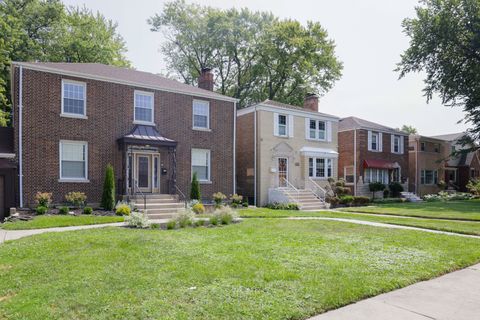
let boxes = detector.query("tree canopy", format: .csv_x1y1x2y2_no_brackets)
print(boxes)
148,0,343,107
0,0,130,126
400,125,418,134
397,0,480,150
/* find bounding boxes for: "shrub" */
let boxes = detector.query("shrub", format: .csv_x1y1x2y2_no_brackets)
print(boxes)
59,206,69,215
101,164,116,210
388,182,404,198
190,172,201,200
83,206,93,215
383,189,390,198
212,192,226,207
466,179,480,196
327,197,340,206
176,209,195,228
65,191,87,207
230,194,243,206
339,195,354,205
125,211,150,228
352,196,370,206
242,202,249,208
194,219,207,227
192,203,205,214
373,198,406,204
166,220,177,230
115,202,131,216
265,202,298,210
35,206,48,215
213,206,238,225
150,223,161,229
369,182,386,200
437,180,447,190
209,215,219,226
34,192,52,208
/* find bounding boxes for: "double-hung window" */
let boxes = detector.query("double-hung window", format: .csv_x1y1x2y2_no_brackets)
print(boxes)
134,91,154,124
193,100,210,130
191,148,211,182
308,158,333,178
60,141,88,181
393,136,400,153
62,80,86,118
308,119,326,140
278,115,287,136
371,132,379,151
421,170,438,185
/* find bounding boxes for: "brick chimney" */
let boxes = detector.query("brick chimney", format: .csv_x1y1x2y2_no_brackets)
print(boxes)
198,68,214,91
303,93,319,112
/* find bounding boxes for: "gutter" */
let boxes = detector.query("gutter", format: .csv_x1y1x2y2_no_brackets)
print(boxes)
254,107,257,206
18,66,23,208
353,129,357,196
233,101,236,194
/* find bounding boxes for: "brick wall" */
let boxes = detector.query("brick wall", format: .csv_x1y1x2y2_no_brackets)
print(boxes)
13,68,235,207
236,112,255,202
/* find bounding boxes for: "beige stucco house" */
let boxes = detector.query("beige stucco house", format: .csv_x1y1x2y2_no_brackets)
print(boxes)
236,95,339,208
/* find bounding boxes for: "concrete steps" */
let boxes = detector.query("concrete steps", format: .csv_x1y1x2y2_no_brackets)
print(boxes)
400,192,422,202
129,194,185,219
280,188,326,211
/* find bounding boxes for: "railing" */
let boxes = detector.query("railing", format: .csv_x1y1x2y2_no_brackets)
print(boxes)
133,179,147,211
175,185,188,208
306,177,327,203
280,177,299,203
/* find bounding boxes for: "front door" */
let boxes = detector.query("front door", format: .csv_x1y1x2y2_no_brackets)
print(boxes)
278,157,288,187
136,154,152,193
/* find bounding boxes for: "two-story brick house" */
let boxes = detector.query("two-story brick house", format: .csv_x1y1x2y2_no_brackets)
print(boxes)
236,95,339,209
338,117,409,197
10,62,237,215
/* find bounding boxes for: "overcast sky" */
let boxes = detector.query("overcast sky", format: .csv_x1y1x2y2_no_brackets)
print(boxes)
63,0,469,136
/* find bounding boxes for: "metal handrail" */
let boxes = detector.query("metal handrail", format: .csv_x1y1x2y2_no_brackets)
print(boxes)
133,178,147,211
307,177,327,202
281,177,299,203
174,185,188,208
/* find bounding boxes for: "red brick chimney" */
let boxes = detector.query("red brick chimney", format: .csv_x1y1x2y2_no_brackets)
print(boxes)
304,93,319,112
198,68,214,91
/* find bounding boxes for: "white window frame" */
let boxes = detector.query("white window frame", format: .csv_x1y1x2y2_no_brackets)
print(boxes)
391,135,403,154
59,140,89,182
307,119,327,141
371,132,379,151
421,169,438,185
61,79,87,119
192,99,210,130
191,148,211,183
364,168,388,184
308,157,333,179
133,90,155,125
277,114,288,137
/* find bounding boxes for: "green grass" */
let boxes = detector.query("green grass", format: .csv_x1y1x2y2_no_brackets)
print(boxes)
1,219,480,319
340,199,480,221
1,215,124,230
239,208,480,236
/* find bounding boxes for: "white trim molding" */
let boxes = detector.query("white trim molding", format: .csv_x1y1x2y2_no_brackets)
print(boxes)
133,90,155,126
61,79,87,119
59,140,89,182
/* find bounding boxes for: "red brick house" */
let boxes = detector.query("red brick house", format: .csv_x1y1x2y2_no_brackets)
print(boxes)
10,62,237,213
338,117,409,197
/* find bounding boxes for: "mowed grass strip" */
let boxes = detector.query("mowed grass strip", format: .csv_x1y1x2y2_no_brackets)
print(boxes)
340,199,480,221
1,215,124,230
1,219,480,319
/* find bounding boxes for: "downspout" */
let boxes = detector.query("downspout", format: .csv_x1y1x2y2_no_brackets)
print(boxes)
353,129,357,196
254,108,257,207
18,66,23,208
233,101,237,194
415,138,419,195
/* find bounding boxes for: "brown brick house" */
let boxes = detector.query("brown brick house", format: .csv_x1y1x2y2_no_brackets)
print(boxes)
338,117,409,197
10,62,237,209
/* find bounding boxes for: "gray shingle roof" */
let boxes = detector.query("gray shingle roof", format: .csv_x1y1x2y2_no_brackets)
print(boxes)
13,62,236,102
339,116,408,135
430,132,465,142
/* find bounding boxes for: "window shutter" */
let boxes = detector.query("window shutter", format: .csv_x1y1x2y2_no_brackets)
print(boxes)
391,134,395,153
327,121,332,142
305,118,310,139
273,113,279,136
288,115,294,138
379,133,383,152
400,136,404,154
367,131,372,151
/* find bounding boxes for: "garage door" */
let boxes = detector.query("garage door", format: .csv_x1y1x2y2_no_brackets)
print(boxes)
0,176,4,218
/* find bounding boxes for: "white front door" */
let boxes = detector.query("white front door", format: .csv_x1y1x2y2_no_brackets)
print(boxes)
278,157,288,187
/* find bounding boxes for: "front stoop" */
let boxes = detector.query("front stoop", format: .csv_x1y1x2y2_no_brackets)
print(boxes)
281,189,327,211
129,194,185,219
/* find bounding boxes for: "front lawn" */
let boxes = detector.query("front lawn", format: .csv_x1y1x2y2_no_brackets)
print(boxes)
1,215,124,230
340,199,480,221
1,219,480,319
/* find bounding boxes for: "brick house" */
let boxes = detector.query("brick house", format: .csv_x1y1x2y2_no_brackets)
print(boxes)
408,135,449,196
10,62,237,213
430,132,480,192
237,95,339,209
338,117,409,197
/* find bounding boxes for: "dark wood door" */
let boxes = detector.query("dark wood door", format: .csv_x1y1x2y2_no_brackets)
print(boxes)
0,176,4,218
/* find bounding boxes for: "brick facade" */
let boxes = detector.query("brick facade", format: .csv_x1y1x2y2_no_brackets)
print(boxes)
235,112,255,203
13,67,235,207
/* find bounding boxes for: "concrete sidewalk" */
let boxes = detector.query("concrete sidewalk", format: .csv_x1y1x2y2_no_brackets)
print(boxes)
310,263,480,320
0,222,125,244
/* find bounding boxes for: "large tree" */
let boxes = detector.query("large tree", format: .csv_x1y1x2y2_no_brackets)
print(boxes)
397,0,480,150
0,0,130,126
149,0,342,107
